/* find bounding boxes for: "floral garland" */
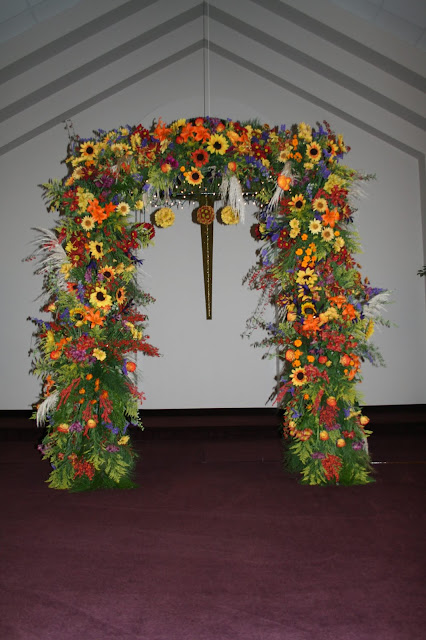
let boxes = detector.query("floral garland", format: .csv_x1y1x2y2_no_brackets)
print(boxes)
29,117,389,490
246,120,390,485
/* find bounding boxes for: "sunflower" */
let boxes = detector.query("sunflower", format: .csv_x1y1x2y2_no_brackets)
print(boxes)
312,198,328,213
90,287,112,308
301,302,316,316
191,148,209,167
100,265,116,281
306,142,322,162
89,240,104,259
116,287,126,304
185,167,203,185
290,367,308,386
321,227,335,242
309,220,322,235
80,141,98,160
290,194,306,211
69,307,87,327
117,201,130,216
207,134,229,155
81,216,95,231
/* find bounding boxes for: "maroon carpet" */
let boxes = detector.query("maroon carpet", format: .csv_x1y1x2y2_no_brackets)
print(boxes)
0,433,425,639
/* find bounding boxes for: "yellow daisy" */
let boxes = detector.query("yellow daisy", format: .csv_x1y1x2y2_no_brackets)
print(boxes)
312,198,328,213
290,194,306,211
322,227,335,242
301,302,316,316
309,220,322,235
93,348,106,361
80,141,98,160
69,307,87,327
117,202,130,216
81,216,95,231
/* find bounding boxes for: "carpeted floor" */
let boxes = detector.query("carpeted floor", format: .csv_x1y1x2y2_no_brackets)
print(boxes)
0,431,425,640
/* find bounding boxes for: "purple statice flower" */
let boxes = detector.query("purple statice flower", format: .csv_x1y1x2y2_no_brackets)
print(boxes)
143,182,151,192
60,309,70,320
352,441,364,451
318,162,331,180
105,423,120,435
291,410,301,419
76,282,86,304
311,452,326,459
69,421,83,433
105,444,120,453
279,124,287,133
261,130,269,141
343,408,351,418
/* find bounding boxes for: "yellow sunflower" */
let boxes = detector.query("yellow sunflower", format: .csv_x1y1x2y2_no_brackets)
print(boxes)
306,142,322,162
89,241,104,259
117,201,130,216
116,287,126,304
80,141,98,160
290,194,306,211
301,302,316,316
69,307,87,327
100,265,116,281
90,287,112,308
207,134,229,155
290,367,308,387
81,216,95,231
184,167,203,185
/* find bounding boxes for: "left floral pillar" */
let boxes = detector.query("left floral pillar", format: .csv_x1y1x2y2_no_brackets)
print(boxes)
29,134,159,491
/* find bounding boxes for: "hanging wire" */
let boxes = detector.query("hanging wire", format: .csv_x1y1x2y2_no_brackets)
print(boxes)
203,0,210,117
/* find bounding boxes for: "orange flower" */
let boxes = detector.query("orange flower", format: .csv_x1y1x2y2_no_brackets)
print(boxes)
153,118,172,141
322,208,340,228
87,199,108,223
342,304,357,321
302,315,320,333
85,308,104,328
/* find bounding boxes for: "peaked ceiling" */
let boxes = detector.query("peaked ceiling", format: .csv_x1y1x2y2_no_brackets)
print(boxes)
0,0,424,165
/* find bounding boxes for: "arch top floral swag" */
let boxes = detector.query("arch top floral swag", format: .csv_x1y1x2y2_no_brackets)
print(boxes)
29,116,390,490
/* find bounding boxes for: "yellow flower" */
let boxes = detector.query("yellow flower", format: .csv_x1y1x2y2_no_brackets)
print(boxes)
309,220,322,235
221,206,239,225
290,194,306,211
366,319,375,339
81,216,95,231
118,435,130,445
290,367,307,386
301,302,316,316
289,227,300,238
289,218,300,229
135,200,144,210
60,262,73,278
77,187,94,212
207,134,229,155
117,201,130,216
306,142,322,163
93,348,106,361
79,141,98,160
89,241,104,259
324,174,346,193
322,227,335,242
334,237,345,252
184,167,203,185
155,207,175,228
90,287,112,308
297,122,312,141
312,198,328,213
70,307,86,327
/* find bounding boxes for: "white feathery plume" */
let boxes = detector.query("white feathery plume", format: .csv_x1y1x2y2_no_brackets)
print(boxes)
29,228,68,290
220,175,246,223
267,161,293,212
36,390,59,427
363,291,391,319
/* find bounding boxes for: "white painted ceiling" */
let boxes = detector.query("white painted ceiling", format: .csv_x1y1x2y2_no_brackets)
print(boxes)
0,0,425,50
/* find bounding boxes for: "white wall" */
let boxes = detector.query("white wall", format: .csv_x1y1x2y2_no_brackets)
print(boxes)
0,0,425,409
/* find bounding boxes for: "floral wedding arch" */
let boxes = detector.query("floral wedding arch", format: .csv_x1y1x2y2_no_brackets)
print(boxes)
29,116,389,490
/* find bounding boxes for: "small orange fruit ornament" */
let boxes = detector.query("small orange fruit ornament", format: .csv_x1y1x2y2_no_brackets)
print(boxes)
336,438,346,448
277,174,291,190
326,396,337,406
126,361,137,373
319,430,329,441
